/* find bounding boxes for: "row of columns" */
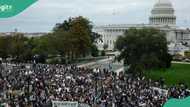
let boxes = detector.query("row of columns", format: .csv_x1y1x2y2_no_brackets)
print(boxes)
105,29,126,33
151,17,176,25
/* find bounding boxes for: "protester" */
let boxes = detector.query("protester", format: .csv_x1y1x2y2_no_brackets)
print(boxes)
0,63,189,107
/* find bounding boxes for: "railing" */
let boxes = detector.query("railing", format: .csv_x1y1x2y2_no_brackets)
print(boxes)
78,103,90,107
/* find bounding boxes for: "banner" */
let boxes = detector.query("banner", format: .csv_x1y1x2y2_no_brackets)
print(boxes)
52,101,78,107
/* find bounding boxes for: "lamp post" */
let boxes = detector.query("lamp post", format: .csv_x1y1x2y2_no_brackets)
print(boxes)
93,68,99,106
95,72,98,105
112,72,116,107
27,73,30,106
25,69,32,106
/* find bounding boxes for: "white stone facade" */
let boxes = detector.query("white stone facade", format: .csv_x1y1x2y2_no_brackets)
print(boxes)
149,0,176,26
93,0,190,54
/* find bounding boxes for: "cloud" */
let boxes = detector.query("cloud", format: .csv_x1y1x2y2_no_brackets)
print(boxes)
0,0,189,32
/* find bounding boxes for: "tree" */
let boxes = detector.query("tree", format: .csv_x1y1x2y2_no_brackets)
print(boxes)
70,16,92,57
103,44,108,50
91,32,102,44
31,34,55,63
91,44,99,57
101,43,108,56
53,16,99,60
0,16,101,63
0,36,12,59
9,33,29,62
115,28,172,73
0,34,34,62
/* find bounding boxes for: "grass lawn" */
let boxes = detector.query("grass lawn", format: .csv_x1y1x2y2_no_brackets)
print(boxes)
144,63,190,88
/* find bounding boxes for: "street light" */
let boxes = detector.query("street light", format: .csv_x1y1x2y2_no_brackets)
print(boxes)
112,72,116,107
25,69,32,106
93,68,100,106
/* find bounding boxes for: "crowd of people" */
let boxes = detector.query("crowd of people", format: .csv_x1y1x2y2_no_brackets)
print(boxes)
0,63,189,107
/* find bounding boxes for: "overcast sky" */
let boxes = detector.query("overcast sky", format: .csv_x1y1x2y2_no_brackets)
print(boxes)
0,0,189,32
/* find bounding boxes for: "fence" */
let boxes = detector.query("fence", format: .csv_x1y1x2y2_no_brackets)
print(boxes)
52,101,90,107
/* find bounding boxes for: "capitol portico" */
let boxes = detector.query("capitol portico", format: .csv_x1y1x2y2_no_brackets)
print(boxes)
93,0,190,54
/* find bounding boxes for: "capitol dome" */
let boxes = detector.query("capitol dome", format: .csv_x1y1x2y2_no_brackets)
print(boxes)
149,0,176,26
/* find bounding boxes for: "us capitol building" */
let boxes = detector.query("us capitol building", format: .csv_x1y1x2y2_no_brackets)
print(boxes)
93,0,190,55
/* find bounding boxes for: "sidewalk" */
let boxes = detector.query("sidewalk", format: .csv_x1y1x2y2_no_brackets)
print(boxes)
172,61,190,64
77,57,113,68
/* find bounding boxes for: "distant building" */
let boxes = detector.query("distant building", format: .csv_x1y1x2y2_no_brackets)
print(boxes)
23,32,47,37
0,32,46,37
93,0,190,54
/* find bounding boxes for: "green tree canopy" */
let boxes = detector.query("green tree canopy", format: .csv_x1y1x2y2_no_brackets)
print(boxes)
115,28,172,73
53,16,100,59
0,16,101,63
0,36,12,59
9,33,29,61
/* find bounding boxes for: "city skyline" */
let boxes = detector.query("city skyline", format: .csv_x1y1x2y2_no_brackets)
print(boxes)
0,0,189,33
